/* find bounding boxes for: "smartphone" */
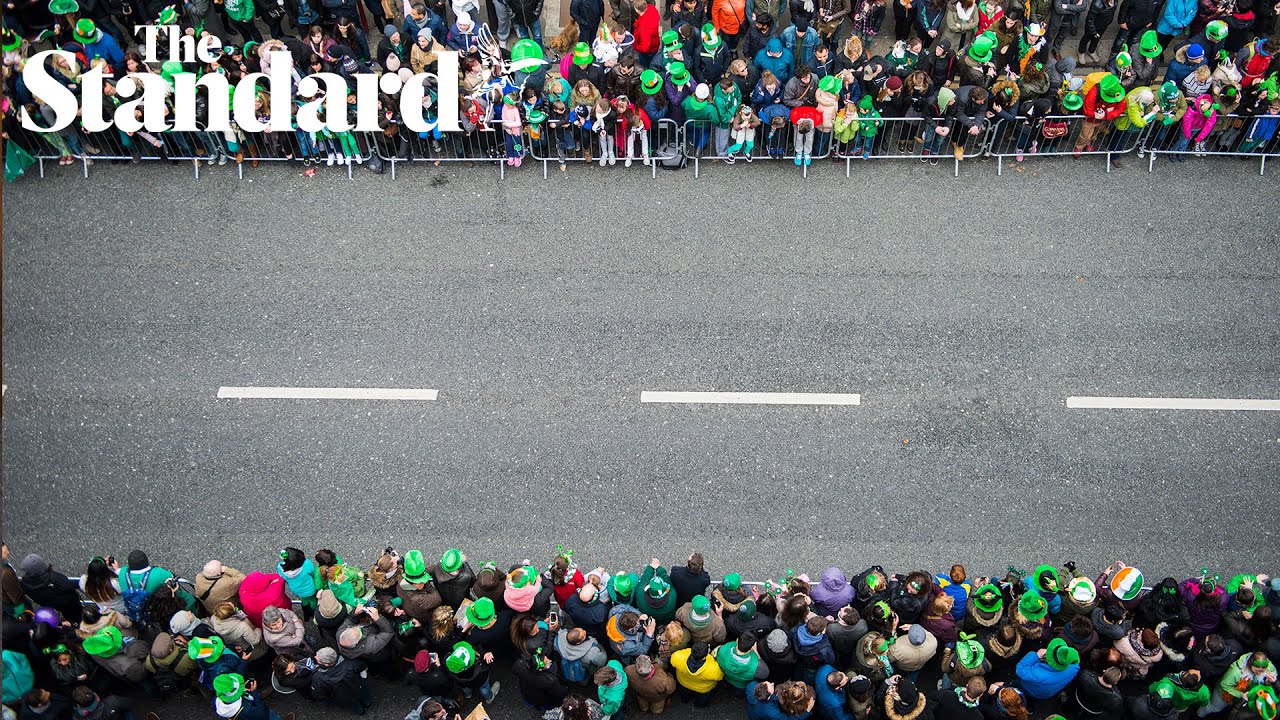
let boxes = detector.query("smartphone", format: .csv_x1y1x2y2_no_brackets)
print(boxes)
548,611,559,626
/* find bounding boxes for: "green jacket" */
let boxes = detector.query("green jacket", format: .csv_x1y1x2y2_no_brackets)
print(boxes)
712,85,742,129
681,96,720,124
224,0,255,22
598,660,628,714
119,566,196,610
857,107,883,138
1151,676,1211,711
637,566,678,622
1219,655,1277,700
715,644,760,688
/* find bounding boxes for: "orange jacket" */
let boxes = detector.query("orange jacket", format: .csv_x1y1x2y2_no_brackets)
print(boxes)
711,0,748,35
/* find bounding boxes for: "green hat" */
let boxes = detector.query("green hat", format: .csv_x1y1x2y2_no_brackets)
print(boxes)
441,548,464,574
187,635,225,661
73,18,101,44
1205,19,1228,42
645,575,671,599
1019,591,1048,621
213,673,246,704
157,5,178,23
640,69,664,95
503,93,519,105
662,29,681,53
403,550,431,583
1159,81,1179,103
160,59,185,84
572,41,593,67
1139,30,1162,58
956,632,986,668
1033,564,1061,595
610,572,638,602
971,584,1003,614
1068,577,1097,604
82,626,123,658
1061,90,1083,111
722,573,742,591
527,108,547,123
465,597,497,629
1114,48,1132,69
968,33,995,63
858,94,874,110
688,595,712,627
1098,74,1125,103
818,75,842,95
510,565,538,588
1247,686,1278,720
509,38,546,73
1046,637,1080,670
446,641,476,673
667,61,691,85
739,599,758,618
47,0,78,14
2,28,21,53
700,23,720,49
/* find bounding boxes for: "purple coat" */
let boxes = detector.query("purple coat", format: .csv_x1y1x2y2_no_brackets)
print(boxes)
1179,579,1228,636
810,568,856,617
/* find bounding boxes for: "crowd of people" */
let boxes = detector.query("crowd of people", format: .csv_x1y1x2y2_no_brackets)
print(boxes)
2,540,1279,720
2,0,1280,174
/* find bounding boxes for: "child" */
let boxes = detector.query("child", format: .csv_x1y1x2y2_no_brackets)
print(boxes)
570,102,595,162
1170,93,1217,161
851,94,883,157
758,103,792,157
1238,78,1280,154
501,92,525,167
725,104,761,162
616,95,652,166
789,104,825,165
592,96,618,166
547,99,577,171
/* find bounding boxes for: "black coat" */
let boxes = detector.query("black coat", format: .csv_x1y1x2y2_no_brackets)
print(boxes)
570,0,605,32
1116,0,1160,27
311,657,368,708
20,569,83,624
670,567,710,608
1072,671,1124,720
513,658,570,709
930,688,984,720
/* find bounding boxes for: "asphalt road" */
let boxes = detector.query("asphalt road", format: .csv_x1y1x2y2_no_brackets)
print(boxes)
3,156,1279,716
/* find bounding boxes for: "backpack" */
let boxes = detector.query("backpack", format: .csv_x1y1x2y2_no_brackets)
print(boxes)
122,569,152,625
146,653,183,697
405,696,432,720
555,638,589,683
657,141,686,169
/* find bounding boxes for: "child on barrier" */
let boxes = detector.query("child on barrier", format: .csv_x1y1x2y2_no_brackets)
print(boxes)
1169,93,1218,161
501,91,526,167
790,104,825,165
851,94,883,157
592,96,619,166
616,95,652,166
1074,72,1125,154
759,104,792,157
1237,79,1280,154
548,99,577,171
725,104,762,161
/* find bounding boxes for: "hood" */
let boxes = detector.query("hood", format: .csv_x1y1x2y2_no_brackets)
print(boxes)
766,38,783,54
796,625,826,649
557,630,599,661
241,571,279,595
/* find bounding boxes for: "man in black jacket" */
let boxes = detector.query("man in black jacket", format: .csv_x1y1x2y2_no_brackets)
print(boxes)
1110,0,1161,56
311,648,372,715
512,650,569,710
1071,667,1125,720
571,0,604,51
930,677,986,720
669,553,711,608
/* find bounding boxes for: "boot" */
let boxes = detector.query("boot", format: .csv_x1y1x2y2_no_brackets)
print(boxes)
953,144,964,161
583,145,593,162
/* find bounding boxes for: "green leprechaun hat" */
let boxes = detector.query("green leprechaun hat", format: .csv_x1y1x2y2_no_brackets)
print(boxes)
640,69,664,95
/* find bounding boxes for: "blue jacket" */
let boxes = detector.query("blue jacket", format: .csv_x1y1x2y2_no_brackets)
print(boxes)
794,626,837,668
278,558,319,600
781,26,820,69
1163,55,1203,88
753,39,795,85
1156,0,1197,36
1246,114,1279,142
607,604,654,663
814,665,855,720
747,682,791,720
403,10,447,43
83,34,124,67
935,575,970,622
1014,652,1079,699
757,103,791,128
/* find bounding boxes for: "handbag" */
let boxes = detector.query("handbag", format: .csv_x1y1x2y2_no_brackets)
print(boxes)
1041,119,1068,138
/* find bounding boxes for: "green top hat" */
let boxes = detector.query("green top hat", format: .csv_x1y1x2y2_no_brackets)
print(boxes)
213,673,246,704
968,33,995,63
1062,91,1084,111
971,584,1003,613
157,5,179,23
645,575,671,598
47,0,79,14
466,597,497,628
82,626,123,658
403,550,431,583
700,23,720,49
2,28,21,53
667,61,691,85
73,18,100,44
1114,49,1132,68
1018,591,1048,621
640,69,664,95
1032,565,1061,595
510,38,546,73
187,635,226,661
1046,638,1080,670
662,29,680,52
956,632,986,668
1098,74,1125,103
572,41,593,67
817,74,842,95
441,548,464,574
446,641,476,673
610,572,638,601
1205,19,1228,41
1139,30,1162,58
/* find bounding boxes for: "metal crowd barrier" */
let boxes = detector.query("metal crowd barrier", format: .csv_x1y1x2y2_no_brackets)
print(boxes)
985,114,1145,175
833,116,986,178
231,129,374,180
1138,113,1280,176
525,118,682,180
682,118,834,179
373,126,508,180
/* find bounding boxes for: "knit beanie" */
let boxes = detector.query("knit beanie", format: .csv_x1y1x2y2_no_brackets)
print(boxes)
766,629,789,653
19,554,51,576
169,610,199,636
317,590,343,619
151,633,176,659
127,550,150,568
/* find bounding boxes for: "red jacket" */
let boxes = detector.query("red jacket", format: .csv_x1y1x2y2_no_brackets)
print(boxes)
1082,86,1125,121
551,568,585,605
633,4,661,53
790,105,825,126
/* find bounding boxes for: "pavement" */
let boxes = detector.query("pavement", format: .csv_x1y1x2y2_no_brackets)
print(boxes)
3,156,1279,717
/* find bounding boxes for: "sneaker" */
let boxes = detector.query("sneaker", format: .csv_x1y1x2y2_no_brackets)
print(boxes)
1073,147,1081,157
803,154,812,166
928,155,939,166
794,154,803,166
218,154,228,166
507,157,515,165
514,157,521,167
643,157,651,165
744,153,752,163
1085,144,1095,152
607,155,616,165
625,157,633,167
725,155,735,164
920,150,930,163
862,150,870,159
355,155,363,164
1030,141,1038,153
326,153,336,166
490,682,501,700
599,153,607,166
1016,151,1024,161
1137,148,1146,158
584,148,593,162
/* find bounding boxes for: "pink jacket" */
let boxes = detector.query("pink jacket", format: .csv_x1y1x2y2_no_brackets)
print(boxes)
502,104,524,135
1180,94,1217,142
238,571,291,628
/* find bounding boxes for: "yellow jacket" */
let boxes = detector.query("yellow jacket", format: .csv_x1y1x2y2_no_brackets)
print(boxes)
671,648,724,694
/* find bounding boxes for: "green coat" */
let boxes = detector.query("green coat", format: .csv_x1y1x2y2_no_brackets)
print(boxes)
857,107,883,138
119,566,196,610
598,660,628,715
681,96,720,125
1150,676,1210,711
715,644,760,688
712,85,742,129
224,0,255,22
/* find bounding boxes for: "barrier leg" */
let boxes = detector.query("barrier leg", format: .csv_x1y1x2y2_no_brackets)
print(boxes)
1148,150,1155,172
81,157,89,179
997,155,1003,176
38,157,45,179
194,159,200,180
845,157,850,178
694,156,700,179
1105,152,1112,173
1260,156,1267,176
391,159,398,180
953,155,959,178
